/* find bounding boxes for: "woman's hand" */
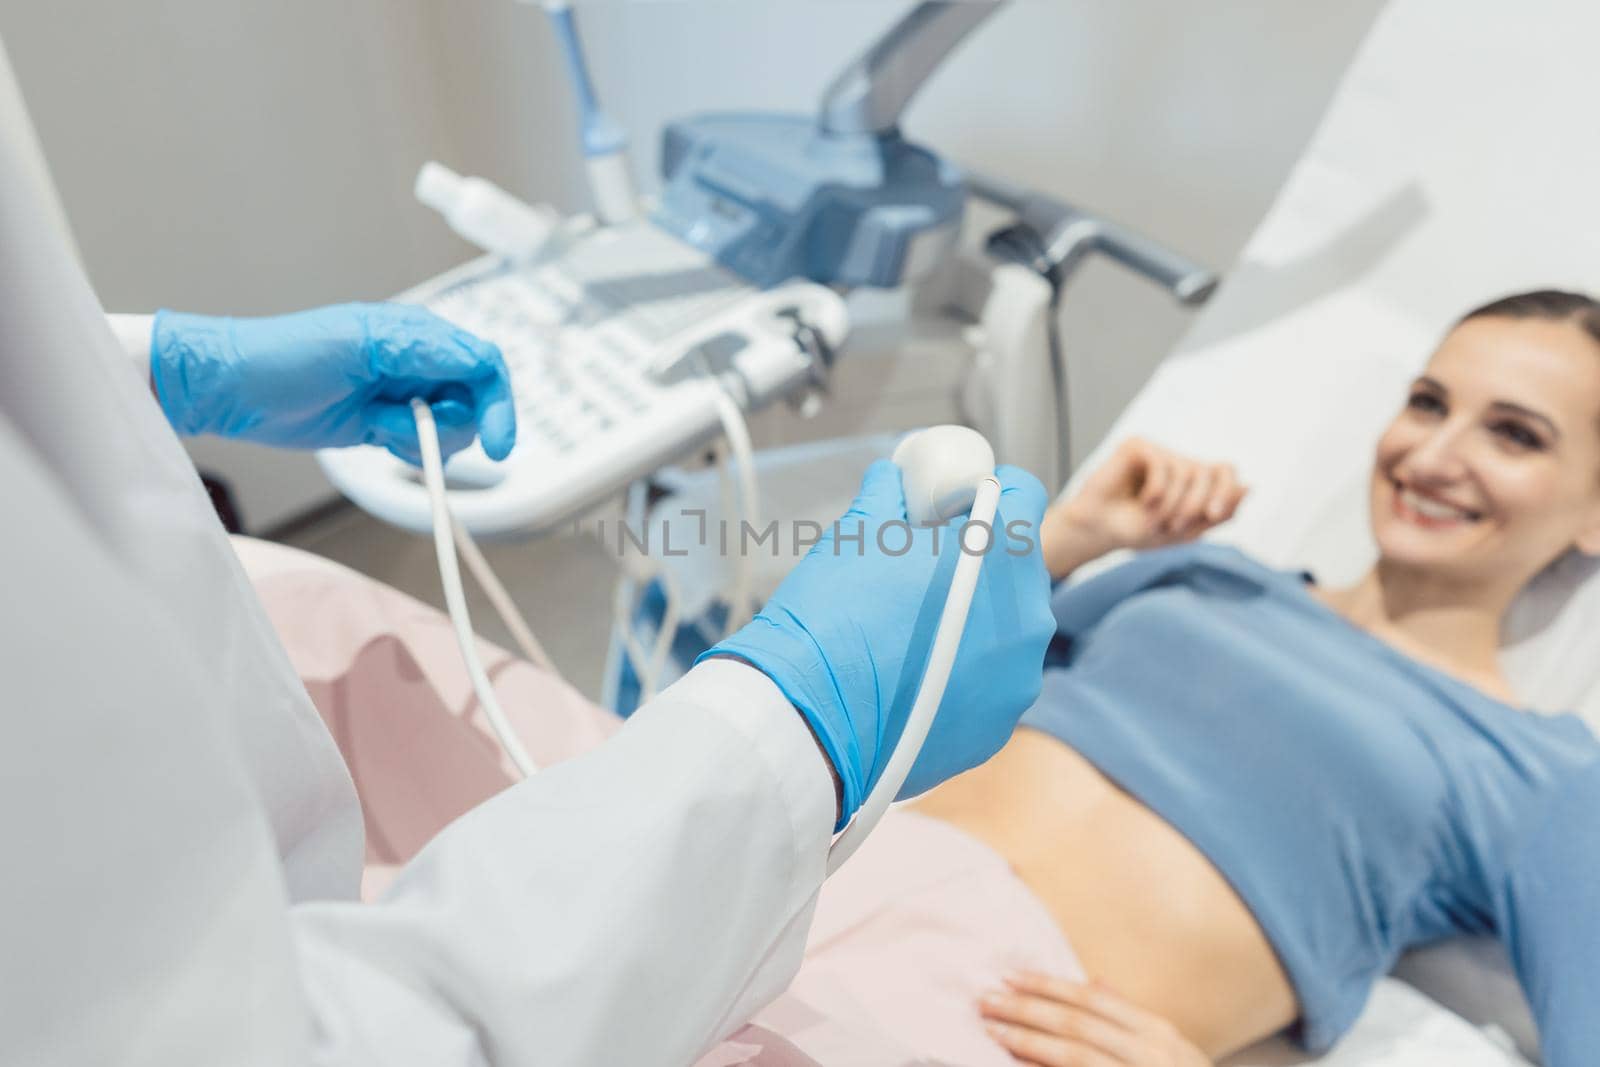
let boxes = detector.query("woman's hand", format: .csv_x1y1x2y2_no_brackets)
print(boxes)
979,972,1210,1066
1041,438,1246,580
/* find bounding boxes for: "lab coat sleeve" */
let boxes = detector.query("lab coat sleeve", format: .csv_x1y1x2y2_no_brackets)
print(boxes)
106,312,154,370
291,657,837,1067
1499,762,1600,1067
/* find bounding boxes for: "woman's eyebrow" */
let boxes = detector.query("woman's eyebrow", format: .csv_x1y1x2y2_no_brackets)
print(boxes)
1415,378,1561,438
1490,401,1561,439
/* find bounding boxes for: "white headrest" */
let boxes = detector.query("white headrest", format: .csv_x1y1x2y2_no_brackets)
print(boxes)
1074,0,1600,730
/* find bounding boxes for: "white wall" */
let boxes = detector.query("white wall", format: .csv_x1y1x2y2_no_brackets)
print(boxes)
0,0,586,528
580,0,1386,461
0,0,1383,529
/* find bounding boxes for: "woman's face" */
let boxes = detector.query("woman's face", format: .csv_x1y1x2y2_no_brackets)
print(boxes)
1369,315,1600,588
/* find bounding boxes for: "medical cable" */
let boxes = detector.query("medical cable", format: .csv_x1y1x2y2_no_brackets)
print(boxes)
611,551,682,704
412,397,541,777
449,514,557,674
827,450,1002,873
600,481,648,708
711,442,750,636
409,384,756,728
608,378,754,699
414,387,998,860
413,389,687,758
708,384,759,635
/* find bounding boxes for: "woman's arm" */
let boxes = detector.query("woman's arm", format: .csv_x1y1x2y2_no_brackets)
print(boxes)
1041,438,1247,582
978,971,1211,1066
1500,764,1600,1067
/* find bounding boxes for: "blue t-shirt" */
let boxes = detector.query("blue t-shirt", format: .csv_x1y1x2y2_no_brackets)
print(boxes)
1020,543,1600,1060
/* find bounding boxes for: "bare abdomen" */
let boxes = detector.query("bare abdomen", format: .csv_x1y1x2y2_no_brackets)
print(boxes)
910,727,1298,1058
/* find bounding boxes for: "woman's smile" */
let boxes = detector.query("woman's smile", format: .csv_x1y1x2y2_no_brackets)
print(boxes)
1387,477,1485,528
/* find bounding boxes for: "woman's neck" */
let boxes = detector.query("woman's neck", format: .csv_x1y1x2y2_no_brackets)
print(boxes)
1321,561,1517,699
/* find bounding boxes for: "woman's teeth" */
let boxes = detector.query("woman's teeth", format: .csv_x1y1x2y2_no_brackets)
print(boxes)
1397,486,1480,523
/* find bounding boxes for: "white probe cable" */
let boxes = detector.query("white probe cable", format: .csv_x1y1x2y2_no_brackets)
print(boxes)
616,383,753,697
603,481,647,707
708,386,759,635
613,552,683,703
449,515,558,675
412,398,540,777
825,475,1003,875
414,382,995,865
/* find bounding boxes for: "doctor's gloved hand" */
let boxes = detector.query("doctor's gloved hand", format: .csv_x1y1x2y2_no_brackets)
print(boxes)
151,303,515,463
700,460,1055,830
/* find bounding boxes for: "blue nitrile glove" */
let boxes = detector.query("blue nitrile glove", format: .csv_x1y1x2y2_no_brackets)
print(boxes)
151,302,515,463
700,459,1055,829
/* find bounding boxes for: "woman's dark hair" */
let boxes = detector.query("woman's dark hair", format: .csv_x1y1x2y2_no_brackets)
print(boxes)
1461,291,1600,452
1459,288,1600,347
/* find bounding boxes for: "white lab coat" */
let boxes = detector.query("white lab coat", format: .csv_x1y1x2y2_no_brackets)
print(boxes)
0,39,834,1067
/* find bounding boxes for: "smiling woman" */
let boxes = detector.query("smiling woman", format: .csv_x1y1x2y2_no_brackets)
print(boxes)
1340,289,1600,700
905,289,1600,1065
